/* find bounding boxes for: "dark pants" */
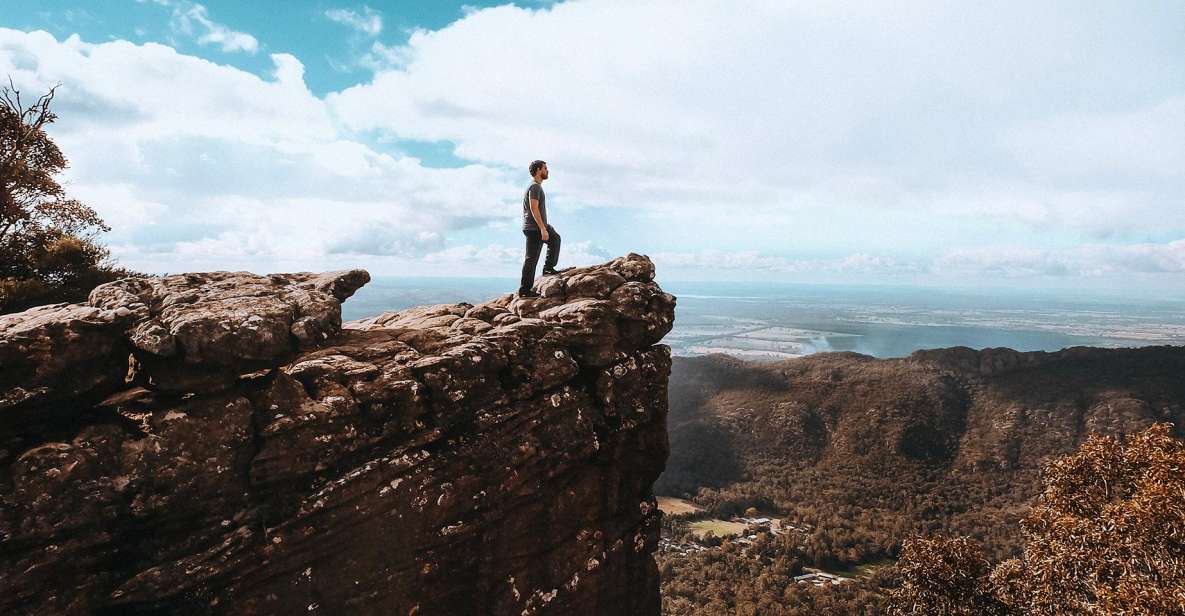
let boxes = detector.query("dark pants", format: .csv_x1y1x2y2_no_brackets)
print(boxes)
519,224,560,293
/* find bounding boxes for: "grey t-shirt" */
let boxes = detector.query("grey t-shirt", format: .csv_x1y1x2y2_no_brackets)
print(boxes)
522,182,546,231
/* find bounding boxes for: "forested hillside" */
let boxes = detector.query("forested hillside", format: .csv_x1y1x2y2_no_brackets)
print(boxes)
658,346,1185,613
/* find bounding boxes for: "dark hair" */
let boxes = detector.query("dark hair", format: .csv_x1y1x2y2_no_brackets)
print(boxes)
529,160,546,176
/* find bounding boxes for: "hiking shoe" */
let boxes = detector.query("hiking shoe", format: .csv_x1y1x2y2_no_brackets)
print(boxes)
516,289,540,298
542,266,573,276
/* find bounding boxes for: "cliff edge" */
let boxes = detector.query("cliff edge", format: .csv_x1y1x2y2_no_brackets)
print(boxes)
0,253,676,616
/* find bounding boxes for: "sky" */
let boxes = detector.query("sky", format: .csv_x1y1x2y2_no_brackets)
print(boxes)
0,1,1182,294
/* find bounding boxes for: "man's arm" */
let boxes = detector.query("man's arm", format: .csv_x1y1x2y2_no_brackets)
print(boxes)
529,198,547,236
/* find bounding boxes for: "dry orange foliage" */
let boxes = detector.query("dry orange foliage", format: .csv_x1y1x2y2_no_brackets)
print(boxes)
890,422,1185,615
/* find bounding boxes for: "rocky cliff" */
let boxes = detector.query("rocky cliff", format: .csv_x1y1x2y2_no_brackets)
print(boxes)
0,254,676,616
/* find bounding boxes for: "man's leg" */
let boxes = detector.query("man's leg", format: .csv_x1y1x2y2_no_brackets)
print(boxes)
541,224,561,272
519,229,543,293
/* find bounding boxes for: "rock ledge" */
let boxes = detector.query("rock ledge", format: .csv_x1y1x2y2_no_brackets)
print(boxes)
0,253,675,616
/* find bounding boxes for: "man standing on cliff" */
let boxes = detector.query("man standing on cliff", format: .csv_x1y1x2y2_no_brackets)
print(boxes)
517,160,567,297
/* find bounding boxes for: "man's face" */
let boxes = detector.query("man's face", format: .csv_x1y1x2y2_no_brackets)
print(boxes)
540,164,549,180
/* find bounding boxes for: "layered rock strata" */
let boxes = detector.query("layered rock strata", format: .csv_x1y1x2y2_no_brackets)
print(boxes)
0,254,675,616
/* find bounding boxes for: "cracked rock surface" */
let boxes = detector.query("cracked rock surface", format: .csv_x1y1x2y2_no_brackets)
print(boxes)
0,253,674,616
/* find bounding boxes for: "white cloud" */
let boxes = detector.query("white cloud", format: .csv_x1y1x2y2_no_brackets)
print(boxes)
653,250,925,276
654,239,1185,284
167,2,259,54
419,239,611,265
936,240,1185,278
325,6,383,37
420,243,520,264
1005,96,1185,186
0,27,521,275
3,0,1184,290
327,1,1184,245
357,40,411,72
67,182,170,231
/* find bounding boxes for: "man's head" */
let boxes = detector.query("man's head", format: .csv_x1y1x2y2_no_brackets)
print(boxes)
529,160,548,181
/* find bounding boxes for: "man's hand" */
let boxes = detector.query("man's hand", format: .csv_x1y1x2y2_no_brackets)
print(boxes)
540,228,550,241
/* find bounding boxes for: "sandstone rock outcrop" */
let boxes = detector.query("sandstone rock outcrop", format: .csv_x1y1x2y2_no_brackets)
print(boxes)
0,254,675,616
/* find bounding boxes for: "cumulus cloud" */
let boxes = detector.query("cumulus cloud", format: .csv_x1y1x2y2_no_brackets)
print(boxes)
325,6,383,37
935,240,1185,278
327,1,1185,245
3,0,1184,288
655,240,1185,283
1005,96,1185,187
653,250,926,276
0,27,520,275
328,224,444,257
421,239,612,266
420,243,520,264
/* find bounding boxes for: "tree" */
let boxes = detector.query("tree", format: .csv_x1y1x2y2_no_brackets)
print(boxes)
888,535,1006,615
0,78,134,313
889,423,1185,615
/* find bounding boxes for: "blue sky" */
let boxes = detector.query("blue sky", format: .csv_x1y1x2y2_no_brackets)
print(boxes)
2,1,532,166
1,1,1182,291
